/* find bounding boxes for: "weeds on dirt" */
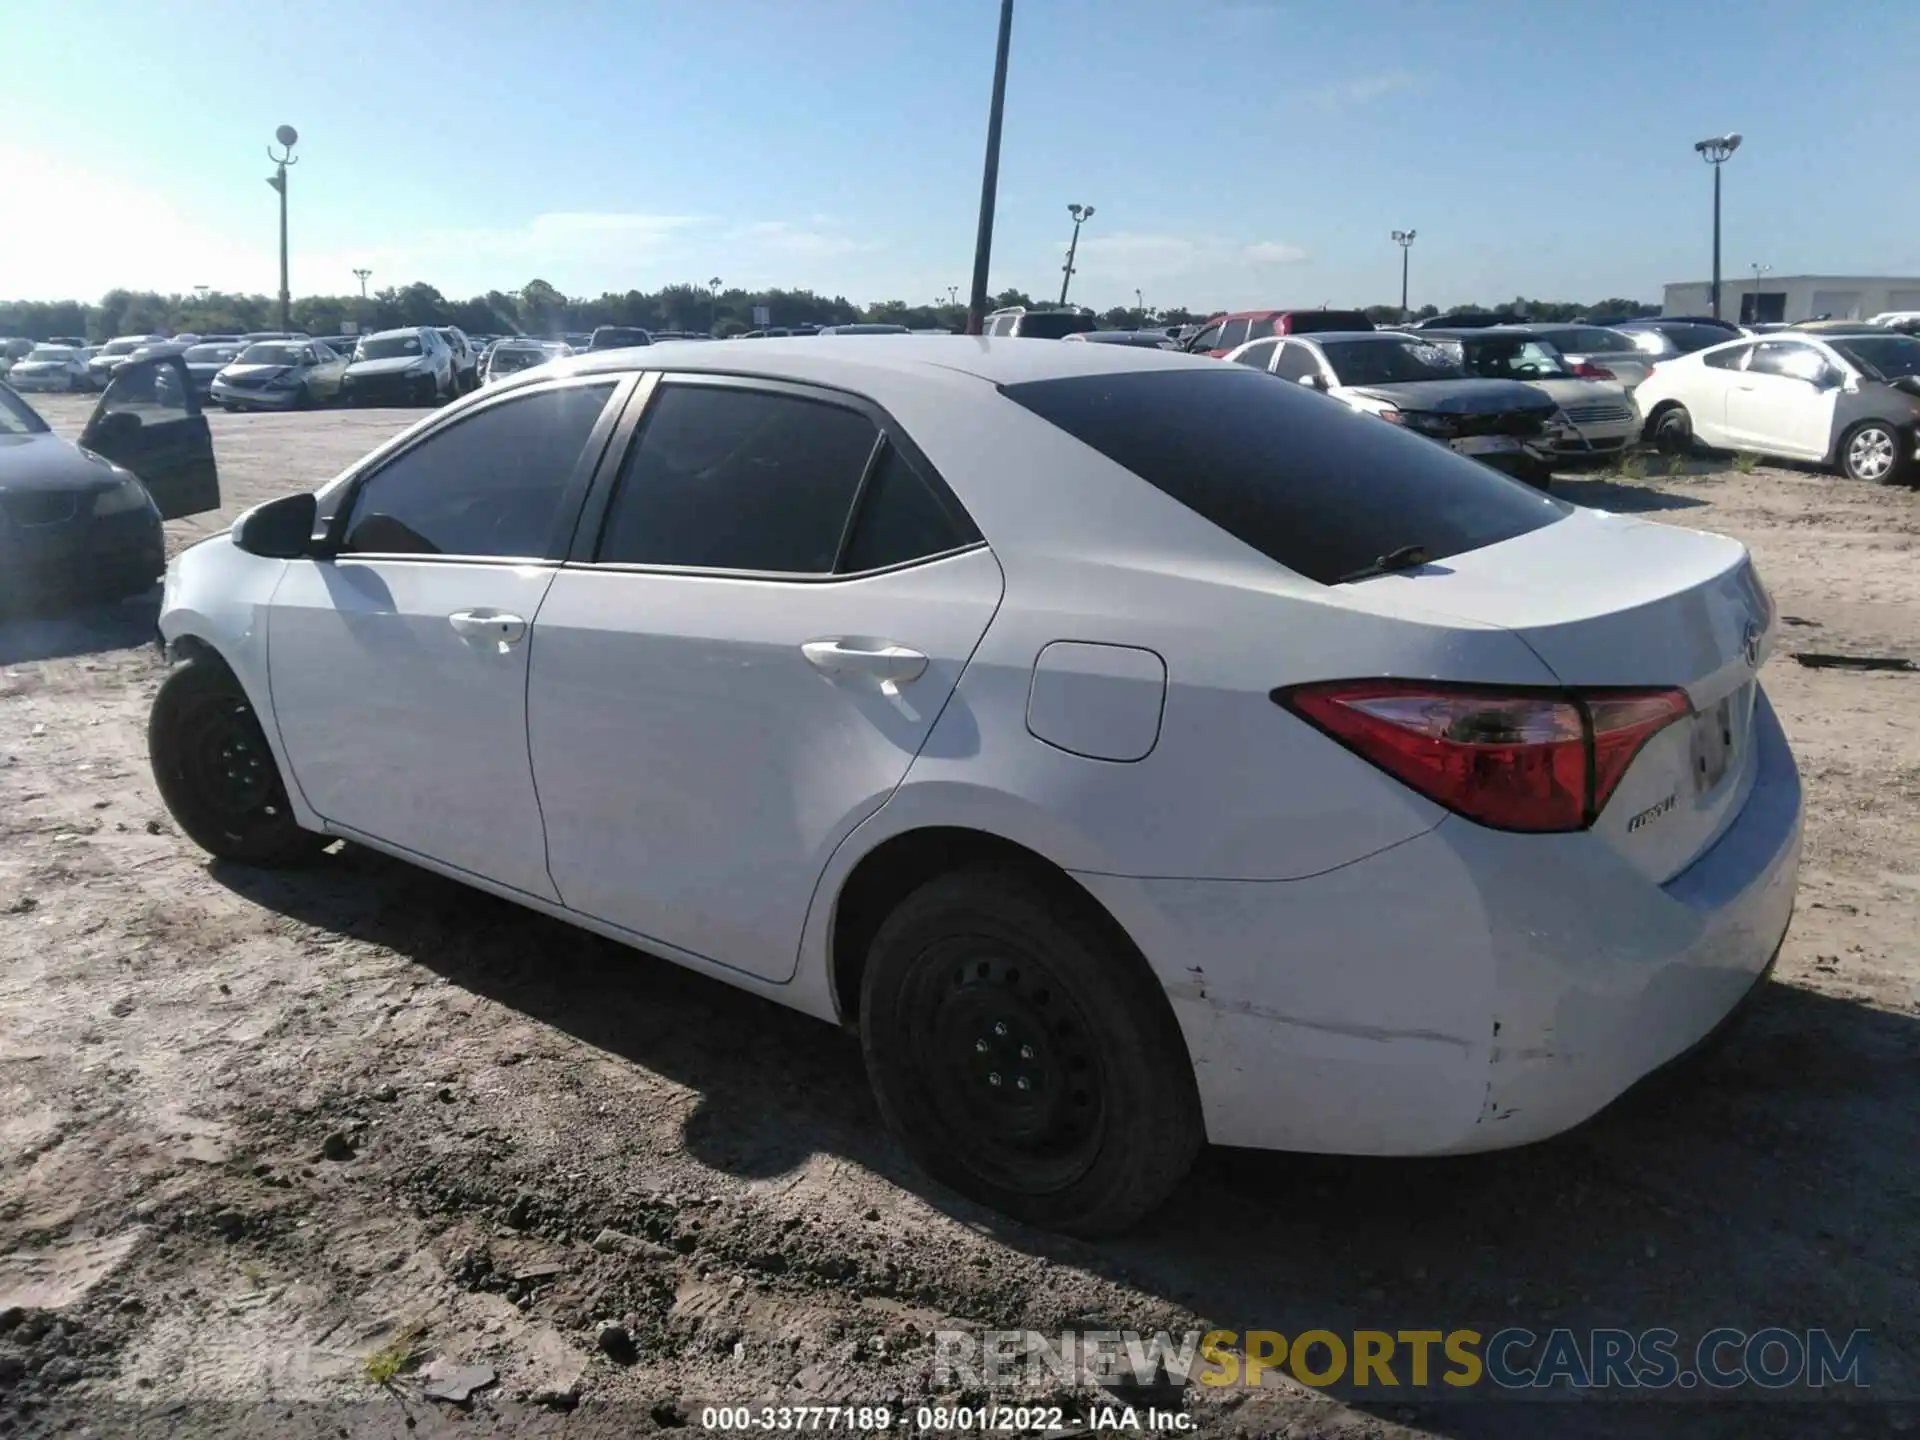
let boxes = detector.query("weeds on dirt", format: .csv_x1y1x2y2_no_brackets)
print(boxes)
1665,455,1689,477
1733,451,1761,474
363,1322,427,1386
1609,451,1649,481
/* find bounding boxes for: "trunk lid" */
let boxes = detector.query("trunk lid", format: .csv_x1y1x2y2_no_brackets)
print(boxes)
1349,507,1774,881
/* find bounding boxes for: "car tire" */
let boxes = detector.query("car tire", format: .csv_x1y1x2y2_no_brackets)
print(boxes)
1651,405,1695,457
859,867,1202,1236
148,656,326,867
1837,420,1908,486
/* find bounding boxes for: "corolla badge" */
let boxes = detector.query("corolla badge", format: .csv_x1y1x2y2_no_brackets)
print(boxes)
1743,619,1763,669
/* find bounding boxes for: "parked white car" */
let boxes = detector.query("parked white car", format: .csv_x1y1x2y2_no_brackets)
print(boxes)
5,344,93,392
151,339,1800,1234
1635,329,1920,484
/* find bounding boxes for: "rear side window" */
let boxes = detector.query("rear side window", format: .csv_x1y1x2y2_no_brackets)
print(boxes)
341,382,616,558
1015,311,1095,339
1283,310,1374,335
1662,323,1736,353
1219,318,1252,349
1001,368,1566,586
839,445,981,572
1232,339,1280,370
596,384,880,573
1702,343,1753,370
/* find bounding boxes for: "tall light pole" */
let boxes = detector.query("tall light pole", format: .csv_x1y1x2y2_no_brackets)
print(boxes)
353,267,372,299
1391,229,1417,320
266,125,298,334
1748,262,1771,325
1693,132,1742,320
966,0,1015,336
948,285,959,307
707,276,722,335
1134,287,1144,320
1059,202,1095,306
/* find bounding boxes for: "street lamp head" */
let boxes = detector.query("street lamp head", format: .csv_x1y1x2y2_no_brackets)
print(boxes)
1392,229,1416,245
1694,132,1742,163
275,124,299,150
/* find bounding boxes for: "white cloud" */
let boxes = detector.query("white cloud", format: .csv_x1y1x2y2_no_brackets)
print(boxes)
0,144,273,299
725,220,883,261
1308,70,1415,108
1245,241,1311,265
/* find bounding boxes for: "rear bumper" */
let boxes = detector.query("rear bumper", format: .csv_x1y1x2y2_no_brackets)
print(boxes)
1076,686,1802,1156
209,380,301,410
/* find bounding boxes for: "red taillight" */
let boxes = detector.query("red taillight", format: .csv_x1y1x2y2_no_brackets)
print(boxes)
1572,361,1617,380
1275,681,1690,832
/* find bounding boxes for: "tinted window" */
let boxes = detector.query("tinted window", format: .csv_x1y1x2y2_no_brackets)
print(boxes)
1219,318,1252,349
1001,368,1565,586
1660,323,1737,354
1272,342,1321,382
1283,310,1374,335
1187,322,1223,351
1702,343,1753,371
1015,311,1095,339
597,385,879,573
1320,338,1466,385
1827,335,1920,380
1233,339,1280,370
840,445,980,572
1564,327,1638,354
341,382,615,558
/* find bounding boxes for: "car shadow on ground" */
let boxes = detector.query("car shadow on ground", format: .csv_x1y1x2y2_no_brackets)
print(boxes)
216,847,1917,1436
0,590,159,665
1551,477,1711,513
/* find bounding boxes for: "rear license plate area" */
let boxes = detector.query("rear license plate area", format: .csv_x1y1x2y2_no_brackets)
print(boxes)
1691,696,1735,794
1452,435,1520,456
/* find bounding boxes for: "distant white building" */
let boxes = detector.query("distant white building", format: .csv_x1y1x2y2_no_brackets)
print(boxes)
1662,274,1920,326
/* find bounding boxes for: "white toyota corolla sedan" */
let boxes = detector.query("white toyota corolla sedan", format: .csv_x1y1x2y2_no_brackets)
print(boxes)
151,338,1801,1235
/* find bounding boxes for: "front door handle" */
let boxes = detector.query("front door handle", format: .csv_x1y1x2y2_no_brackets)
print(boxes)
801,638,928,686
448,610,527,649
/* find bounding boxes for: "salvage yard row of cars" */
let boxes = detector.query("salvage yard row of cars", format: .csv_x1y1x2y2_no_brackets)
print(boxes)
5,303,1916,1232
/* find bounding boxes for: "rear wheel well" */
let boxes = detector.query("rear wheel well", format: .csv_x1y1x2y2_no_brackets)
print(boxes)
830,827,1147,1029
166,633,224,669
1641,398,1685,440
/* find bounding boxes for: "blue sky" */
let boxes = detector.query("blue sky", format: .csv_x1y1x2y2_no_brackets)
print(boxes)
5,0,1918,312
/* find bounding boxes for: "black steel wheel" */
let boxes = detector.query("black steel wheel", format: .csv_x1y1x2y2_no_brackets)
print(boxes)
148,656,326,866
1652,405,1694,457
860,868,1202,1235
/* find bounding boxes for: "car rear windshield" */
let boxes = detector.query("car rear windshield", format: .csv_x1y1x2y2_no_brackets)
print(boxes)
239,343,302,365
1000,367,1566,586
487,347,547,373
360,335,423,360
591,329,651,348
1321,337,1466,385
101,340,144,356
1281,310,1374,335
1829,335,1920,380
1015,312,1096,338
27,347,76,360
184,345,241,363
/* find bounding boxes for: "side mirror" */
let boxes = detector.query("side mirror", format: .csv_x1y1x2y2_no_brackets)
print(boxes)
1299,374,1329,391
233,492,320,559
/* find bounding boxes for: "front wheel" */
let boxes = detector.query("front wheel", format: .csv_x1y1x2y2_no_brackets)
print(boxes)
1652,406,1695,457
859,869,1202,1236
1838,420,1907,485
149,656,327,867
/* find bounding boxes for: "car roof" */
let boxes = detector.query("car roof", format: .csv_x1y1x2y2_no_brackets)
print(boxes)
1288,330,1408,344
529,334,1199,394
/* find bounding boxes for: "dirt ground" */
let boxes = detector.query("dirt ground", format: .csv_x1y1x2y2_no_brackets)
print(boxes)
1,397,1916,1438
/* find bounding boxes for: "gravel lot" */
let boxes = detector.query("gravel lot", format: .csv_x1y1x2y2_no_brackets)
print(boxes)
1,397,1916,1437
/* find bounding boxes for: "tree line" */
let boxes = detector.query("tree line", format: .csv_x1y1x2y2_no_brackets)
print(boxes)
0,281,1657,344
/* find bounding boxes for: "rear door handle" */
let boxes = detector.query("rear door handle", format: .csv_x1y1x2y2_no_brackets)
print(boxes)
801,638,928,686
448,610,527,648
